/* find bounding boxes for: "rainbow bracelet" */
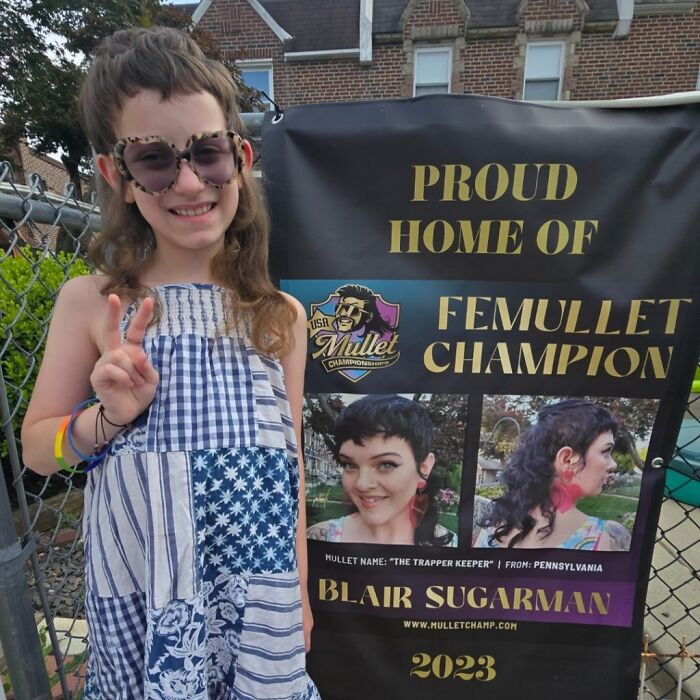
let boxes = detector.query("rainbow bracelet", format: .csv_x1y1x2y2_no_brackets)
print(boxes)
54,414,82,474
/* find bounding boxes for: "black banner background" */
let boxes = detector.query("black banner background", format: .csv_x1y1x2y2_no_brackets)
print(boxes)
262,95,700,700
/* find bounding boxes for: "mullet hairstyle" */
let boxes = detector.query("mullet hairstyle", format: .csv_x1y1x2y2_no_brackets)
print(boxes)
335,284,396,336
333,395,451,547
78,27,295,356
481,399,618,548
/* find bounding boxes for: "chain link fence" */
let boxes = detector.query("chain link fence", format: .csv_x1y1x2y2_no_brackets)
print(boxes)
0,158,698,698
0,162,99,699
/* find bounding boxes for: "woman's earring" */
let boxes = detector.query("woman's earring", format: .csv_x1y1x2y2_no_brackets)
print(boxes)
550,470,583,513
410,479,429,528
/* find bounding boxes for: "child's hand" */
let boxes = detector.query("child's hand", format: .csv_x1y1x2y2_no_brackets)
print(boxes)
90,294,159,425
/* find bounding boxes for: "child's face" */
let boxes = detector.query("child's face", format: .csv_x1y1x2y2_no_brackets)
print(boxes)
106,89,244,263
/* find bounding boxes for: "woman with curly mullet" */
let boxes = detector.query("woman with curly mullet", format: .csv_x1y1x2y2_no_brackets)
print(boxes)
474,399,631,551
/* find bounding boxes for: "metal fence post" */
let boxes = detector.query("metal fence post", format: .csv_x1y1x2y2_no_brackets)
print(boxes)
0,369,51,700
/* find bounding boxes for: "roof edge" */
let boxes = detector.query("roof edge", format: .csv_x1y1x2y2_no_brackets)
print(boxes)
191,0,211,24
192,0,292,42
246,0,293,41
634,0,694,14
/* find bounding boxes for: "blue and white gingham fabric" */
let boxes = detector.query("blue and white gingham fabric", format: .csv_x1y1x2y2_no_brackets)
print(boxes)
83,284,319,699
143,333,257,452
117,285,259,454
84,590,147,696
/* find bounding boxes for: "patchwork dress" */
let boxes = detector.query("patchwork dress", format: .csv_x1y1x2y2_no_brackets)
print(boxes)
82,283,320,700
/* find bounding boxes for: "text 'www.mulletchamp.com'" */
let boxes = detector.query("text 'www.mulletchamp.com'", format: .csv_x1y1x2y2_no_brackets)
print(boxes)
403,620,518,631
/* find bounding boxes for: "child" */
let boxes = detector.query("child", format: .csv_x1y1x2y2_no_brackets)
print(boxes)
21,27,320,699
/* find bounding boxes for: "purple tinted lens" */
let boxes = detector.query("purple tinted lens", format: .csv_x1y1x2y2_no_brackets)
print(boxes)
123,141,177,192
190,135,237,186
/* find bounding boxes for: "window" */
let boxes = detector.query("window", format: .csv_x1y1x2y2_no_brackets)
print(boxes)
414,47,452,96
523,42,564,101
238,61,273,109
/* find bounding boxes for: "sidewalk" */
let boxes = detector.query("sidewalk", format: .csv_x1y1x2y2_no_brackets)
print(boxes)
642,498,700,700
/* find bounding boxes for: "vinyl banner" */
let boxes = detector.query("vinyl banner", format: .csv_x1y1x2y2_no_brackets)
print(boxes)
262,95,700,700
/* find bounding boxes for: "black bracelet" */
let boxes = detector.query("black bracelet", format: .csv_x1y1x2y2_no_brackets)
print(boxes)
94,407,104,452
98,404,130,430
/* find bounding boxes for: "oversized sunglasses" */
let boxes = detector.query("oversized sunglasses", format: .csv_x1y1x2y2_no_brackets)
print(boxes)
337,302,373,321
113,130,245,195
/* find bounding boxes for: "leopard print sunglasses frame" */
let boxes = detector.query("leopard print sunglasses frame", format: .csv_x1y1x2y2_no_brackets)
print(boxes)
113,130,246,195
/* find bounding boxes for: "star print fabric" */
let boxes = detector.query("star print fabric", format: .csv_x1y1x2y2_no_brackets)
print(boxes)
193,448,299,577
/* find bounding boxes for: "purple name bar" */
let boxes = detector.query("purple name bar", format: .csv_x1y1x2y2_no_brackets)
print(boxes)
314,572,634,627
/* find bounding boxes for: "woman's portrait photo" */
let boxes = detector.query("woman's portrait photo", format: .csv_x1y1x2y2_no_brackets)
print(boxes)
472,395,658,551
304,394,467,546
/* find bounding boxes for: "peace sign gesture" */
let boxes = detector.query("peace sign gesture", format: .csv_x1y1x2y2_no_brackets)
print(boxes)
90,294,160,425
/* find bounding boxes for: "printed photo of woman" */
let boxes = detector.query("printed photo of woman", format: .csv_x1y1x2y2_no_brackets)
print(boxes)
307,395,458,546
473,398,634,551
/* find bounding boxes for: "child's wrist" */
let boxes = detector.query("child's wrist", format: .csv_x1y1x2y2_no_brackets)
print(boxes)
93,398,137,428
55,401,131,472
55,404,101,472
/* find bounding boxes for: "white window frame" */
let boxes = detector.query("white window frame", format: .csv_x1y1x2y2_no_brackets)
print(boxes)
413,46,453,97
523,41,565,101
237,59,274,107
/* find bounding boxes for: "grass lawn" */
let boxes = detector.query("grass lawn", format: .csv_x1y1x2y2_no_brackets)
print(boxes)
578,494,638,522
604,484,641,498
307,501,346,524
438,512,458,534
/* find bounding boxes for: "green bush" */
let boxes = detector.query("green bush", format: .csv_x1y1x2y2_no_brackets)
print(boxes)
475,484,504,500
0,249,89,456
611,450,636,475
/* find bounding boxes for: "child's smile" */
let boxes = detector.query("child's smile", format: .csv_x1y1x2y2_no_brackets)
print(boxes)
171,203,216,217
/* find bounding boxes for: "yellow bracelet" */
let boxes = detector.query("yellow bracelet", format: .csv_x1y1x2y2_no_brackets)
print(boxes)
54,415,80,473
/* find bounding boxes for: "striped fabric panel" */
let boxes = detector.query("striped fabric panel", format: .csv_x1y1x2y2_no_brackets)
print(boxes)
249,350,298,458
235,682,321,700
84,453,146,598
234,572,311,700
84,452,198,608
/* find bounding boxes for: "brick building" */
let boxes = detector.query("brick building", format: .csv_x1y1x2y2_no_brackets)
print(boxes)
0,137,92,251
189,0,700,106
2,140,77,195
